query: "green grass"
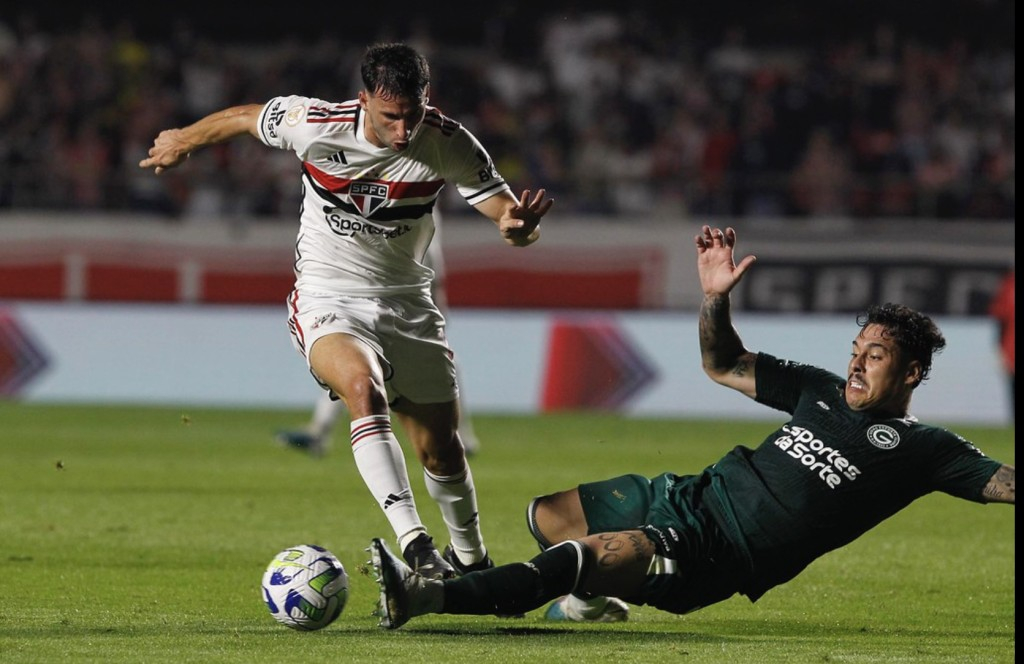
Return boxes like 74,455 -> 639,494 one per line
0,403 -> 1014,663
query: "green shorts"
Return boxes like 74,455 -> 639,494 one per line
577,471 -> 750,614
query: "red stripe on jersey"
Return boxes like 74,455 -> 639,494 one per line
307,102 -> 359,124
304,162 -> 445,199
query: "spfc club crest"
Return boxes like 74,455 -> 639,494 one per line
349,181 -> 390,217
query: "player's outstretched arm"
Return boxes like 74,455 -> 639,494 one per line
982,464 -> 1015,504
696,225 -> 758,397
474,189 -> 553,247
138,103 -> 263,175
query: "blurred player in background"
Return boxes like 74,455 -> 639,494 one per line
275,222 -> 481,457
988,268 -> 1015,417
140,42 -> 552,580
367,225 -> 1014,629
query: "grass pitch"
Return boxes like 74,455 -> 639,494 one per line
0,403 -> 1014,663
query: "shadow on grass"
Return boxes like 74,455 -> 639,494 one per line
369,620 -> 1016,643
1,618 -> 1013,643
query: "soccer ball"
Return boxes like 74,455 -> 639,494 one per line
261,544 -> 349,631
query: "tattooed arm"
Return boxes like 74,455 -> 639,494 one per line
982,464 -> 1015,504
695,226 -> 758,398
699,295 -> 758,398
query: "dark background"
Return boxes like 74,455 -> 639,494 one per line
3,0 -> 1013,50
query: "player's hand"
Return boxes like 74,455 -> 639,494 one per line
138,128 -> 193,175
500,189 -> 553,247
695,225 -> 756,297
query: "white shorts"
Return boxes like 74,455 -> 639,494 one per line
286,289 -> 458,404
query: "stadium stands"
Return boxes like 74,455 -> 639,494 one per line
0,3 -> 1013,221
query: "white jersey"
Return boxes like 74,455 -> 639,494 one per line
257,95 -> 510,296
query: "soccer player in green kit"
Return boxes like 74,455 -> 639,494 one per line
368,225 -> 1015,629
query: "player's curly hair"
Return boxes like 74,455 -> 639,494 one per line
857,303 -> 946,386
361,43 -> 430,101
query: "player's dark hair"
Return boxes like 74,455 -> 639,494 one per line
360,42 -> 429,100
857,303 -> 946,386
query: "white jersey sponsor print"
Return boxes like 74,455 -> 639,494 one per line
258,96 -> 510,296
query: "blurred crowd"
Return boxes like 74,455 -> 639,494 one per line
0,6 -> 1014,222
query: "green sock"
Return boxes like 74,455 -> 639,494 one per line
441,541 -> 584,615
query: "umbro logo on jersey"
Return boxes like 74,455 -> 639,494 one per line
866,424 -> 900,449
350,181 -> 389,217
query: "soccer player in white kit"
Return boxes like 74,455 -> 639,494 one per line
274,223 -> 483,459
140,42 -> 553,580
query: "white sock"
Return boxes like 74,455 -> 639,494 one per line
423,466 -> 485,564
349,415 -> 424,545
311,393 -> 345,439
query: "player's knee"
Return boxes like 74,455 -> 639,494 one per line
335,374 -> 388,416
421,435 -> 464,475
527,491 -> 585,550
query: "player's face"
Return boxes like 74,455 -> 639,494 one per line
844,324 -> 919,416
359,88 -> 427,152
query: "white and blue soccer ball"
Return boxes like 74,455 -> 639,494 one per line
261,544 -> 349,631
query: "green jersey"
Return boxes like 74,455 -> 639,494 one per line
704,353 -> 1002,601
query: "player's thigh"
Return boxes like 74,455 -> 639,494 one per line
530,474 -> 653,548
289,291 -> 392,406
529,489 -> 589,547
308,333 -> 388,408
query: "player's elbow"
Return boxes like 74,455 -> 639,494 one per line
702,352 -> 757,396
701,362 -> 729,383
